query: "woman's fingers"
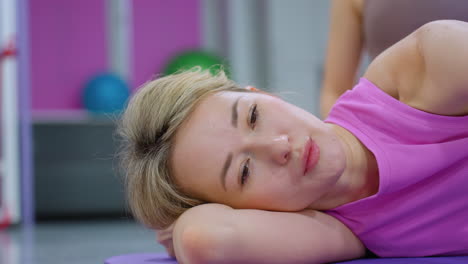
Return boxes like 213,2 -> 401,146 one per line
156,224 -> 176,258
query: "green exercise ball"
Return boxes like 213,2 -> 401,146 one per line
163,50 -> 230,77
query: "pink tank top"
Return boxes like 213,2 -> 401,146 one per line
324,78 -> 468,257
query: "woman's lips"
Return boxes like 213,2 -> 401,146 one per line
303,137 -> 320,175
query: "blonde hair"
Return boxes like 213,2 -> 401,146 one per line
118,67 -> 248,230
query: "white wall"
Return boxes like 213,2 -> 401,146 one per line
201,0 -> 331,115
267,0 -> 330,115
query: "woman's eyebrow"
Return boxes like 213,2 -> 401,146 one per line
231,96 -> 241,128
220,152 -> 233,191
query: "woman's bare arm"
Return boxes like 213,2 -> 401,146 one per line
172,203 -> 365,264
364,20 -> 468,116
320,0 -> 364,118
417,20 -> 468,116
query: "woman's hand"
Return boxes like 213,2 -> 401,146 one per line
156,223 -> 175,258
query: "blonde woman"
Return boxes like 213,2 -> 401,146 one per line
119,21 -> 468,264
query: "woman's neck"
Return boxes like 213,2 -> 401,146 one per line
315,124 -> 379,210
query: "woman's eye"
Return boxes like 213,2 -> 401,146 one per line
249,104 -> 258,128
241,159 -> 250,185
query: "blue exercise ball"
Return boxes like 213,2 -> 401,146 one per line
82,73 -> 130,114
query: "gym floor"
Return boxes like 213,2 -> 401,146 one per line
1,219 -> 165,264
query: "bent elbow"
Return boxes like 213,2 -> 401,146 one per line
179,224 -> 237,264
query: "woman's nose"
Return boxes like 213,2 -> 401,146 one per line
251,135 -> 291,165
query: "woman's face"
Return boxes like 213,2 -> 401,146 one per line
172,91 -> 347,211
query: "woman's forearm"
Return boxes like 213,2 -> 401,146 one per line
173,204 -> 364,264
320,0 -> 364,118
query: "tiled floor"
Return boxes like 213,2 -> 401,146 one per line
0,219 -> 166,264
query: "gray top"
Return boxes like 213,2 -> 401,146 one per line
363,0 -> 468,59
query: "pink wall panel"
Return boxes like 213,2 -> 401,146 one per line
30,0 -> 108,110
29,0 -> 201,110
132,0 -> 201,89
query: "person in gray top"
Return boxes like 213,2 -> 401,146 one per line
320,0 -> 468,118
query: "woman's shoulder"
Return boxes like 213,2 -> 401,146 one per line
362,27 -> 424,107
363,21 -> 468,117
